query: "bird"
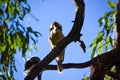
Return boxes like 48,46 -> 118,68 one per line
48,21 -> 65,73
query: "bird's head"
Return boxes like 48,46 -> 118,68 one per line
50,22 -> 62,34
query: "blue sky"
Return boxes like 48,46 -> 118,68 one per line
14,0 -> 115,80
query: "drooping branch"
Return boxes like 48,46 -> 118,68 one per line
24,0 -> 85,80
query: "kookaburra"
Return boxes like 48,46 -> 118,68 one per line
48,21 -> 65,73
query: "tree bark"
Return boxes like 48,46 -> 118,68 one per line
115,0 -> 120,48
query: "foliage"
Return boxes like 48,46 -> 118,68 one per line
0,0 -> 41,79
82,77 -> 89,80
89,0 -> 116,58
89,0 -> 116,79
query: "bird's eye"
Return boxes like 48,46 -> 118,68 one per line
50,27 -> 54,31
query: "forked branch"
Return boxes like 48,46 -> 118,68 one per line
24,0 -> 85,80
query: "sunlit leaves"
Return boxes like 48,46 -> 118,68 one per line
105,75 -> 113,80
0,0 -> 40,79
88,2 -> 116,79
7,1 -> 15,16
90,31 -> 104,58
98,17 -> 104,26
82,77 -> 89,80
108,0 -> 116,9
89,0 -> 116,58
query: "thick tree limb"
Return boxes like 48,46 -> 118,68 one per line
115,0 -> 120,48
24,0 -> 85,80
89,48 -> 120,80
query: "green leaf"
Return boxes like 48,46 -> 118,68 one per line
105,37 -> 110,50
109,36 -> 114,47
1,44 -> 6,52
0,1 -> 2,6
98,41 -> 103,55
7,36 -> 11,45
27,27 -> 33,32
0,0 -> 41,79
33,44 -> 39,52
105,74 -> 112,80
82,77 -> 89,80
108,0 -> 116,9
22,47 -> 26,58
96,32 -> 104,44
89,39 -> 96,48
33,32 -> 39,37
98,17 -> 103,27
31,37 -> 36,44
8,1 -> 15,15
104,12 -> 109,19
0,8 -> 4,17
91,46 -> 97,58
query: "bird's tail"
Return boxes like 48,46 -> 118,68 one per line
57,61 -> 63,74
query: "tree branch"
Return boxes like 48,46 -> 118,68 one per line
115,0 -> 120,48
24,0 -> 85,80
45,47 -> 120,72
45,61 -> 91,70
25,46 -> 120,80
89,48 -> 120,80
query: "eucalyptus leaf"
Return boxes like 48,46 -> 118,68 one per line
98,17 -> 103,27
91,46 -> 97,58
108,0 -> 116,9
0,0 -> 40,79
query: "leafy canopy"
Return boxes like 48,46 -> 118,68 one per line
0,0 -> 41,79
89,0 -> 116,79
89,0 -> 116,58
